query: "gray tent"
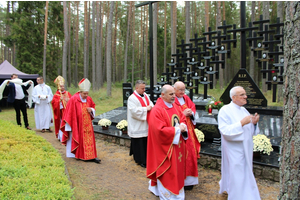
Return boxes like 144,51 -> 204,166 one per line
0,60 -> 39,84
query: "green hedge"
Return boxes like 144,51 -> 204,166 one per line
0,120 -> 74,199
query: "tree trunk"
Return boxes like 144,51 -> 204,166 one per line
84,2 -> 88,78
140,6 -> 144,79
99,2 -> 104,87
75,2 -> 79,84
106,2 -> 114,97
277,1 -> 284,103
215,1 -> 222,89
145,6 -> 148,80
185,1 -> 191,58
112,2 -> 118,83
171,2 -> 177,55
262,1 -> 270,93
123,2 -> 133,83
205,2 -> 210,35
87,2 -> 90,80
92,1 -> 96,90
163,2 -> 167,73
95,2 -> 102,90
5,1 -> 10,62
279,2 -> 300,199
62,1 -> 68,82
68,2 -> 71,87
153,3 -> 157,85
131,3 -> 135,84
43,1 -> 48,82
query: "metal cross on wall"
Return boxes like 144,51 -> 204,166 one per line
159,2 -> 284,105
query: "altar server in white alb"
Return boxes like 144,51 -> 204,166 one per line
127,80 -> 154,168
218,86 -> 260,200
218,86 -> 261,200
32,76 -> 54,133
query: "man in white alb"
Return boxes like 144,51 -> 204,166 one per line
32,76 -> 54,132
218,86 -> 261,200
127,80 -> 153,168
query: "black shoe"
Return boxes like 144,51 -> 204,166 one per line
184,185 -> 194,190
83,158 -> 101,164
94,158 -> 101,164
140,163 -> 146,168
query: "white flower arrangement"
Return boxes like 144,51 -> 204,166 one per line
253,134 -> 273,155
116,120 -> 128,131
98,118 -> 112,127
194,128 -> 205,143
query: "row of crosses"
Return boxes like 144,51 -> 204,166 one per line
159,15 -> 284,102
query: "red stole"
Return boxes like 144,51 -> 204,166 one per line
133,92 -> 150,106
147,98 -> 186,195
133,92 -> 151,119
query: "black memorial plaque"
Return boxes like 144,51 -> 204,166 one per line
220,69 -> 267,106
122,83 -> 133,107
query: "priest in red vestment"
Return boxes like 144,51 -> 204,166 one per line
51,76 -> 72,141
60,78 -> 100,164
174,81 -> 200,190
147,84 -> 188,199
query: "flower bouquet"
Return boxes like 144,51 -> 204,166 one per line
205,98 -> 224,112
253,134 -> 273,155
194,128 -> 205,143
116,120 -> 128,132
98,118 -> 112,130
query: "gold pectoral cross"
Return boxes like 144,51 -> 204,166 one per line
178,152 -> 182,162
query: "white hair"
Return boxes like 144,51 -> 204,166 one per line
229,86 -> 243,99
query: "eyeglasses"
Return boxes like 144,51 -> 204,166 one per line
235,93 -> 247,97
177,89 -> 185,92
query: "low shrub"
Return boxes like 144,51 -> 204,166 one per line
0,120 -> 74,199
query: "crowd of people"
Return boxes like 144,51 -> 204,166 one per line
0,75 -> 262,200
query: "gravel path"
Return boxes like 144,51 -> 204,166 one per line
36,129 -> 279,200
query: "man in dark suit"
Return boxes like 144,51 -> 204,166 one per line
6,74 -> 32,130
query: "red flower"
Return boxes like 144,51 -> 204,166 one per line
214,102 -> 218,105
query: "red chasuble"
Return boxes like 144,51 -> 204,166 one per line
147,97 -> 187,195
51,90 -> 72,138
60,92 -> 97,160
175,95 -> 200,178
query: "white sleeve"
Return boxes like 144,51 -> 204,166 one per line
65,123 -> 72,131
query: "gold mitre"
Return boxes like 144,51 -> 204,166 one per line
78,78 -> 91,92
54,75 -> 65,90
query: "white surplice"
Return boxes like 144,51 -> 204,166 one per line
32,83 -> 54,130
217,102 -> 261,200
127,91 -> 154,138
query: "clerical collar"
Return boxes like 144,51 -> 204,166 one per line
134,91 -> 144,97
79,93 -> 87,102
61,90 -> 66,94
163,100 -> 173,108
176,96 -> 185,105
39,83 -> 45,87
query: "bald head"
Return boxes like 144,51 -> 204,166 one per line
174,81 -> 186,98
161,84 -> 175,103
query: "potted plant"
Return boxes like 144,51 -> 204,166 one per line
194,128 -> 205,143
116,119 -> 128,134
253,134 -> 273,157
98,118 -> 112,130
